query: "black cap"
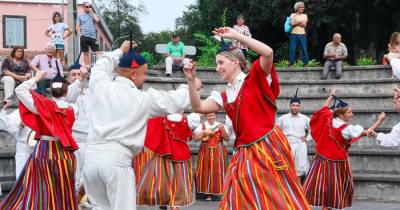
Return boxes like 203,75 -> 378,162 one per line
217,37 -> 236,54
331,95 -> 348,109
69,51 -> 82,70
118,29 -> 147,68
290,88 -> 301,104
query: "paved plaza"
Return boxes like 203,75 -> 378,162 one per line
135,200 -> 399,210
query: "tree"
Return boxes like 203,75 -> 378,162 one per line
175,0 -> 400,64
98,0 -> 145,49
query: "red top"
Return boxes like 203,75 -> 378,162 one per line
310,106 -> 362,160
145,115 -> 193,161
221,59 -> 280,148
201,123 -> 223,148
19,90 -> 78,151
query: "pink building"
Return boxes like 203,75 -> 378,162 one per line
0,0 -> 113,61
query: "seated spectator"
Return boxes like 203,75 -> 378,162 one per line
31,42 -> 63,95
385,32 -> 400,78
321,33 -> 348,80
0,46 -> 36,101
232,15 -> 251,57
45,11 -> 72,65
164,34 -> 189,77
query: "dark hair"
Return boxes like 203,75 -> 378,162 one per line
237,15 -> 244,20
10,46 -> 24,59
172,34 -> 179,38
333,106 -> 349,118
50,82 -> 68,98
52,12 -> 62,24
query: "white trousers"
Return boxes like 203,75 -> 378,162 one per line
83,145 -> 136,210
1,76 -> 16,99
15,141 -> 33,178
165,56 -> 190,75
289,141 -> 309,176
74,141 -> 87,189
390,58 -> 400,79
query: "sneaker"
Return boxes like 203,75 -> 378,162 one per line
166,73 -> 171,77
205,196 -> 212,201
335,75 -> 341,79
159,206 -> 168,209
320,76 -> 327,80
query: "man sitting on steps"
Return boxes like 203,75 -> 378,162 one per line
321,33 -> 348,80
165,34 -> 190,77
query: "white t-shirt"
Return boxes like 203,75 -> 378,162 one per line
48,22 -> 69,45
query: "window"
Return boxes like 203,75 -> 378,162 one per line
3,15 -> 27,48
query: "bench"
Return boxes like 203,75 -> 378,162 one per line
155,44 -> 196,56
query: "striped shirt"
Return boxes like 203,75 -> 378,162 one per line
76,13 -> 96,39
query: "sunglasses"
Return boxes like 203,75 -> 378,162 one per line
48,60 -> 52,68
84,6 -> 91,8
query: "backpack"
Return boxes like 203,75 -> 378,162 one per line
284,16 -> 292,33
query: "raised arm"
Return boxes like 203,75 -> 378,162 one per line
65,67 -> 89,103
15,71 -> 47,114
183,61 -> 221,114
213,27 -> 273,75
89,41 -> 130,90
322,88 -> 336,107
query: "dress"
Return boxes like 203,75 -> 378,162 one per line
1,79 -> 78,210
194,122 -> 228,195
136,113 -> 199,207
303,106 -> 363,209
210,59 -> 310,210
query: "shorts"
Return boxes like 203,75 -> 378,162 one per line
80,35 -> 99,52
55,44 -> 65,50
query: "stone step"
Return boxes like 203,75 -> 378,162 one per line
144,77 -> 398,98
152,65 -> 394,81
353,173 -> 400,202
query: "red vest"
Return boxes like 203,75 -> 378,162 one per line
201,123 -> 223,148
145,115 -> 193,161
310,106 -> 362,160
19,90 -> 78,151
222,59 -> 280,148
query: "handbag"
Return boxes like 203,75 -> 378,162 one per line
284,16 -> 292,33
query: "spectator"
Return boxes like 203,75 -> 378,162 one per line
232,15 -> 251,57
165,34 -> 189,77
289,1 -> 309,67
31,42 -> 63,95
385,32 -> 400,79
45,12 -> 72,65
321,33 -> 348,80
76,1 -> 100,67
1,46 -> 35,100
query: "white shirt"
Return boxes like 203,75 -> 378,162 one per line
376,122 -> 400,147
276,112 -> 311,143
209,72 -> 272,107
65,79 -> 90,141
167,113 -> 200,130
332,118 -> 364,140
0,109 -> 31,143
194,120 -> 228,135
87,49 -> 190,155
224,115 -> 236,141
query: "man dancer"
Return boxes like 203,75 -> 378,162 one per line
83,41 -> 202,210
0,100 -> 32,178
276,90 -> 311,181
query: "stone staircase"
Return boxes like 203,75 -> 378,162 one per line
1,64 -> 400,202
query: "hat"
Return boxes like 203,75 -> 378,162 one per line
290,88 -> 301,104
217,37 -> 236,54
118,29 -> 147,69
330,95 -> 348,109
51,59 -> 67,88
69,51 -> 82,70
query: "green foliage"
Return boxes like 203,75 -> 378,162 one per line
356,56 -> 376,66
274,59 -> 321,68
141,51 -> 154,69
220,8 -> 229,27
274,42 -> 290,62
246,49 -> 259,62
193,33 -> 219,67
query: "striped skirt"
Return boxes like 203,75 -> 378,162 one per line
303,154 -> 353,209
219,127 -> 310,210
136,155 -> 194,207
1,140 -> 77,210
132,147 -> 154,186
196,142 -> 228,195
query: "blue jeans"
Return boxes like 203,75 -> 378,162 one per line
289,34 -> 309,65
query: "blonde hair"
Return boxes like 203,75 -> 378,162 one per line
333,106 -> 349,118
294,2 -> 305,12
218,48 -> 248,72
388,32 -> 400,52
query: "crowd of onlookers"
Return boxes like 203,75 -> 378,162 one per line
0,1 -> 100,101
1,1 -> 399,104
